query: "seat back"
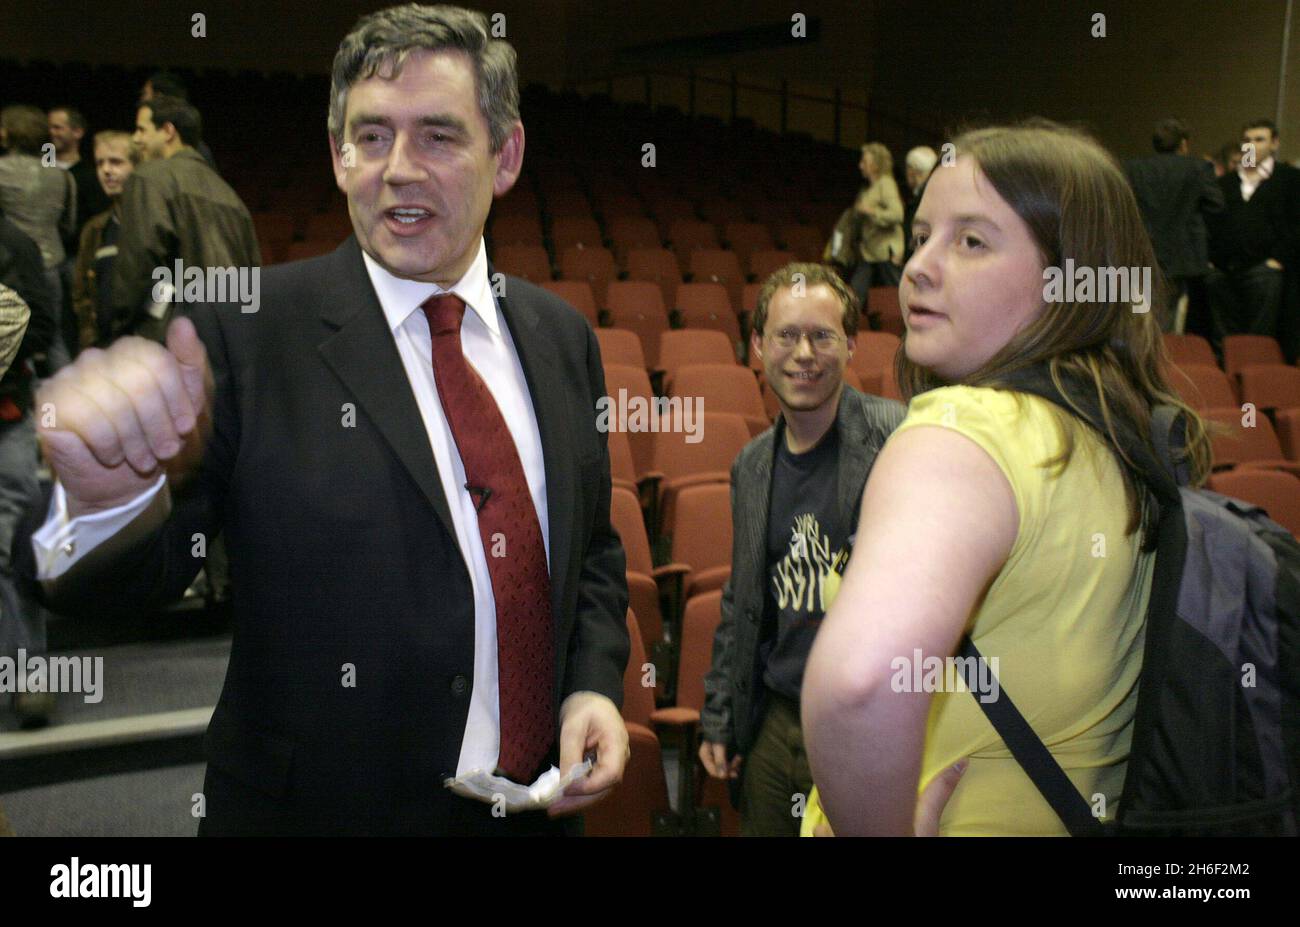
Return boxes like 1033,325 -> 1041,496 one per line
1239,364 -> 1300,413
492,244 -> 552,283
626,247 -> 683,307
540,280 -> 599,326
1207,469 -> 1300,538
658,330 -> 737,385
1203,406 -> 1286,468
1223,335 -> 1284,379
1162,333 -> 1216,367
1168,364 -> 1238,410
670,364 -> 765,420
676,589 -> 724,712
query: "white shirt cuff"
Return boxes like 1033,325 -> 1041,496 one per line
31,475 -> 168,580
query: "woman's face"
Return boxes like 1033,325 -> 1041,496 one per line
900,156 -> 1047,380
859,150 -> 878,182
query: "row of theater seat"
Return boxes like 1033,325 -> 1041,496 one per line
1161,333 -> 1300,537
584,599 -> 738,837
492,216 -> 828,272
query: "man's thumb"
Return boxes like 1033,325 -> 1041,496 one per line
166,315 -> 207,370
166,316 -> 211,408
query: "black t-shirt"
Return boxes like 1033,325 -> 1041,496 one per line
761,426 -> 851,701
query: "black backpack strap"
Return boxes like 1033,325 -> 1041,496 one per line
1150,404 -> 1190,487
958,636 -> 1105,837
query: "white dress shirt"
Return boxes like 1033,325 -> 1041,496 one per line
32,237 -> 550,777
1239,155 -> 1275,202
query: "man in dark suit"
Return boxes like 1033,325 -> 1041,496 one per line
1124,118 -> 1223,333
1206,117 -> 1300,354
23,4 -> 629,836
699,264 -> 904,835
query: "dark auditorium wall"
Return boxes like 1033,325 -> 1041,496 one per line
2,1 -> 571,86
5,0 -> 1297,158
866,0 -> 1300,160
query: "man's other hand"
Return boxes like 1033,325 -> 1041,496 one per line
547,691 -> 629,818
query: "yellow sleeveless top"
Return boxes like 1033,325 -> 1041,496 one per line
802,385 -> 1152,836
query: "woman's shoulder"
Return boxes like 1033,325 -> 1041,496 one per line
904,384 -> 1034,422
898,385 -> 1070,480
876,174 -> 902,194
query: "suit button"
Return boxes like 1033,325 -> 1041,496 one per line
451,675 -> 469,696
738,679 -> 749,693
747,608 -> 759,625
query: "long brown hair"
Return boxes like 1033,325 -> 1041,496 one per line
896,119 -> 1212,547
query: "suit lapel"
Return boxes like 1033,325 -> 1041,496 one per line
736,428 -> 775,604
494,272 -> 575,610
835,389 -> 873,529
316,238 -> 457,542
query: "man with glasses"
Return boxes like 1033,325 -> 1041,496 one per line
700,262 -> 904,835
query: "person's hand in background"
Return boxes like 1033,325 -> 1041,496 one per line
699,740 -> 743,779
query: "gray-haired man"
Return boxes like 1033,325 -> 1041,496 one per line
24,3 -> 629,836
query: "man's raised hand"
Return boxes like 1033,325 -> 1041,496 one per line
36,317 -> 213,518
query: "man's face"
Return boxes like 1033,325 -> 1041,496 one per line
1242,126 -> 1277,167
330,48 -> 523,286
140,81 -> 155,102
753,284 -> 854,414
47,110 -> 82,157
901,156 -> 1046,381
133,107 -> 169,161
95,139 -> 134,196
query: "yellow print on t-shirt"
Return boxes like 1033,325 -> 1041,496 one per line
772,513 -> 844,612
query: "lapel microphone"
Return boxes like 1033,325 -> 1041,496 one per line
465,483 -> 493,513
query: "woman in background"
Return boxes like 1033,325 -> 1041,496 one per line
827,141 -> 905,311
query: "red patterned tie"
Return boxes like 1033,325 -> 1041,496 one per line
422,293 -> 555,782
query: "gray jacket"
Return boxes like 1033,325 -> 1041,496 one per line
700,385 -> 906,754
0,153 -> 76,268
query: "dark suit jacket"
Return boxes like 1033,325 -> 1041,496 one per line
700,386 -> 905,761
28,236 -> 630,835
1208,161 -> 1300,273
1124,153 -> 1223,279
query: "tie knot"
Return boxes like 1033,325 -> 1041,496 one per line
422,292 -> 467,336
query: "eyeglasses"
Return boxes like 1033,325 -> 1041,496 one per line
766,328 -> 845,351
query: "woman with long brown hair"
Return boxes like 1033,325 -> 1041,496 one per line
802,120 -> 1212,835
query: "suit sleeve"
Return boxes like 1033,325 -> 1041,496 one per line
1278,168 -> 1300,267
19,301 -> 237,619
561,322 -> 631,706
110,171 -> 175,326
700,457 -> 741,748
1198,160 -> 1224,218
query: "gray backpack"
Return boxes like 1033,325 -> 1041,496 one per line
962,370 -> 1300,836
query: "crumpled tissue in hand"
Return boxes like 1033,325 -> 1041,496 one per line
443,758 -> 594,812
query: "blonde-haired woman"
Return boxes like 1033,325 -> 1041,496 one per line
827,142 -> 905,310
